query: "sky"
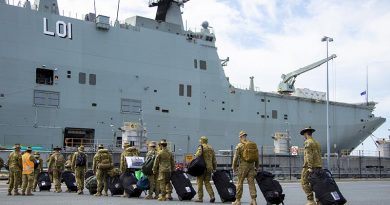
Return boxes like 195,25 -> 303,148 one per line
36,0 -> 390,154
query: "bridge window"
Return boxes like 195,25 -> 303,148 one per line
200,60 -> 207,70
36,68 -> 54,85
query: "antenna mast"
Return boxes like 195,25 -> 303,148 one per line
116,0 -> 120,23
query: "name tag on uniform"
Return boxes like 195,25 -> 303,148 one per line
125,157 -> 145,169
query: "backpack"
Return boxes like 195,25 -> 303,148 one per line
242,141 -> 259,163
76,152 -> 87,167
54,154 -> 65,168
141,155 -> 155,176
98,151 -> 111,170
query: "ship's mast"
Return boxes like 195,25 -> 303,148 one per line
149,0 -> 189,29
33,0 -> 59,14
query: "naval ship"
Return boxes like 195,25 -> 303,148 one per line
0,0 -> 386,154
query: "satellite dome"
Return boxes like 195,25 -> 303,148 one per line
201,21 -> 209,29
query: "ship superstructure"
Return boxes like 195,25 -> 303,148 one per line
0,0 -> 385,154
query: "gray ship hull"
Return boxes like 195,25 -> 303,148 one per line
0,3 -> 385,154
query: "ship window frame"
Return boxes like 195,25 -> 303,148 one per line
89,74 -> 96,85
79,72 -> 86,84
272,110 -> 278,119
187,85 -> 192,97
33,90 -> 60,108
199,60 -> 207,70
179,84 -> 184,96
194,59 -> 198,69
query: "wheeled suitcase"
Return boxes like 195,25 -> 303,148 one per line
309,169 -> 347,205
171,170 -> 196,201
108,175 -> 124,196
85,176 -> 97,195
120,170 -> 142,198
85,169 -> 94,180
37,171 -> 52,191
61,171 -> 78,192
256,171 -> 285,205
212,170 -> 236,202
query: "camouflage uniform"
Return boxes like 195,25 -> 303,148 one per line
0,157 -> 4,170
32,153 -> 43,192
195,136 -> 216,202
71,146 -> 87,194
300,127 -> 322,205
48,148 -> 65,193
153,141 -> 175,201
47,153 -> 54,182
145,141 -> 159,199
232,131 -> 258,205
64,155 -> 72,172
21,148 -> 35,195
7,145 -> 22,195
92,147 -> 112,196
119,146 -> 139,174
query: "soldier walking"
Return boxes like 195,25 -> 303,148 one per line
47,152 -> 54,182
232,131 -> 259,205
300,127 -> 323,205
153,139 -> 175,201
92,144 -> 112,196
195,136 -> 216,203
21,146 -> 35,195
71,145 -> 87,195
145,141 -> 159,199
48,146 -> 65,193
32,152 -> 43,192
7,144 -> 22,196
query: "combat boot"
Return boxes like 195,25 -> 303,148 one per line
154,194 -> 159,199
94,192 -> 102,196
77,191 -> 84,195
157,194 -> 166,201
145,195 -> 153,199
195,198 -> 203,202
21,191 -> 26,196
13,190 -> 20,196
210,197 -> 215,203
250,199 -> 257,205
232,199 -> 241,205
166,193 -> 173,201
103,191 -> 108,196
26,190 -> 34,196
7,191 -> 12,196
306,200 -> 316,205
32,188 -> 36,192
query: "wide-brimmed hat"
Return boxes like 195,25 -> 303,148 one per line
239,130 -> 247,137
300,127 -> 316,135
53,146 -> 62,151
123,142 -> 130,148
159,139 -> 168,145
26,146 -> 32,151
97,144 -> 104,149
199,136 -> 208,143
148,141 -> 157,147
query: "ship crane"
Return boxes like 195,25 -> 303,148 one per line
278,54 -> 337,94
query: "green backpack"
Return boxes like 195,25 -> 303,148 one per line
242,141 -> 259,163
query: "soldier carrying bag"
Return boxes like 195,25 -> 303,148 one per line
309,169 -> 347,205
75,152 -> 86,167
187,145 -> 206,177
242,141 -> 259,163
141,154 -> 155,176
97,151 -> 112,170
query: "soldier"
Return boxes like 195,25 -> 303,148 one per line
48,146 -> 65,193
232,131 -> 259,205
21,146 -> 35,195
157,139 -> 173,200
195,136 -> 217,203
64,155 -> 73,172
32,152 -> 43,192
0,157 -> 4,170
145,141 -> 159,199
7,143 -> 22,196
71,145 -> 87,195
153,139 -> 175,201
92,144 -> 112,196
119,142 -> 130,174
47,152 -> 54,182
300,127 -> 323,205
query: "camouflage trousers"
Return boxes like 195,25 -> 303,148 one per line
196,170 -> 215,200
75,167 -> 86,192
33,170 -> 40,190
147,173 -> 159,197
52,170 -> 62,192
22,172 -> 35,193
235,164 -> 257,200
158,172 -> 171,197
8,169 -> 21,193
96,169 -> 108,194
301,168 -> 314,200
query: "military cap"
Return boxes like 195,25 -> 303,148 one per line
239,130 -> 247,137
13,144 -> 21,149
97,144 -> 104,149
26,146 -> 33,151
53,146 -> 62,151
148,141 -> 157,147
199,136 -> 208,143
159,139 -> 168,145
123,142 -> 130,149
300,126 -> 316,135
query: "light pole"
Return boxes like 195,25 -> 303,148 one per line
321,36 -> 333,169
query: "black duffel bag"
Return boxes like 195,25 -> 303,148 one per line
187,145 -> 206,177
309,169 -> 347,205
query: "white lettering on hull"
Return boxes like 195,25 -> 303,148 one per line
43,17 -> 72,39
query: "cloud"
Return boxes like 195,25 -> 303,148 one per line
54,0 -> 390,150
